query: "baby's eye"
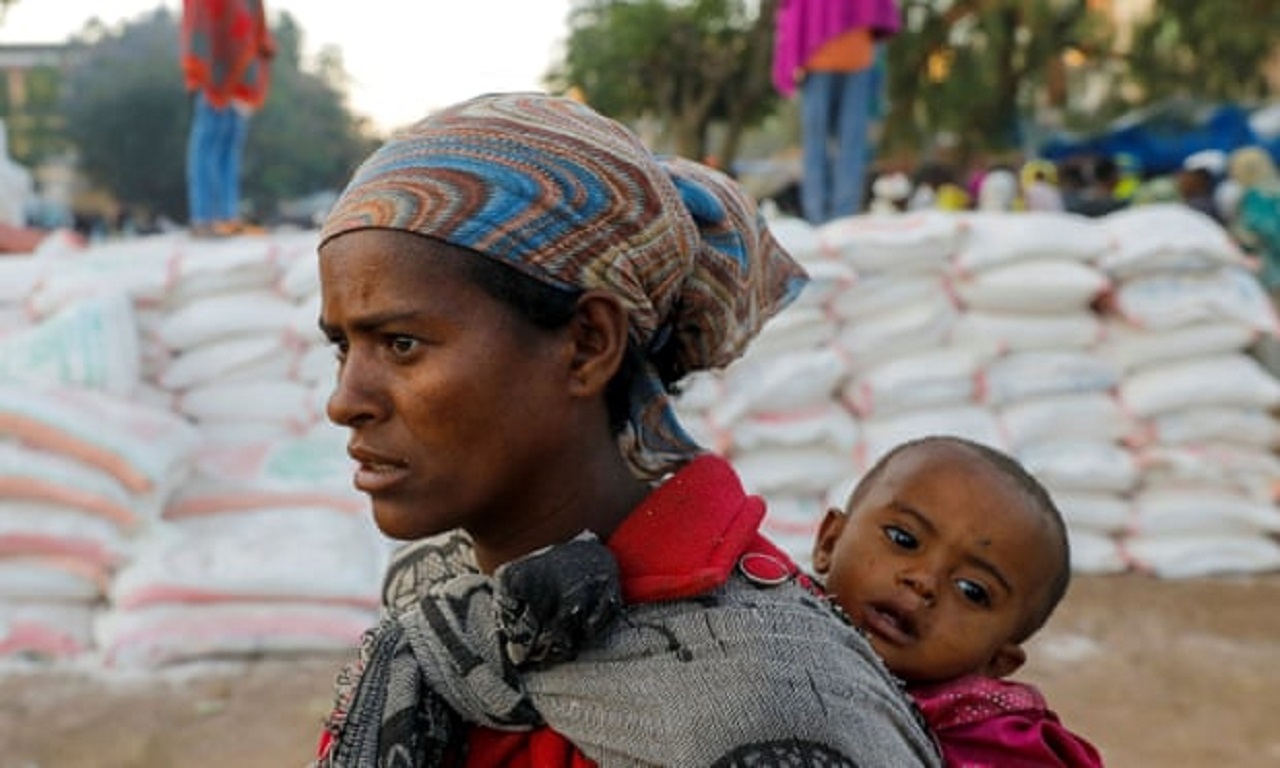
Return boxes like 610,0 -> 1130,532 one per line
956,578 -> 991,607
884,525 -> 918,550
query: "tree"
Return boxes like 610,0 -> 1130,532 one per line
882,0 -> 1113,162
57,7 -> 375,223
548,0 -> 779,168
1125,0 -> 1280,106
239,13 -> 380,217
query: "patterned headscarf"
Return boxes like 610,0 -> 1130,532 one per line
320,92 -> 807,479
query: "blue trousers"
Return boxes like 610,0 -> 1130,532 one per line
186,91 -> 250,226
800,68 -> 874,225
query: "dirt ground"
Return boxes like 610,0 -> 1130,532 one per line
2,572 -> 1278,768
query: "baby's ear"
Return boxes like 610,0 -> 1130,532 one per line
985,642 -> 1027,679
810,508 -> 847,575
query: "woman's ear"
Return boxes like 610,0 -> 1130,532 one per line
811,508 -> 847,576
566,290 -> 630,396
984,642 -> 1027,679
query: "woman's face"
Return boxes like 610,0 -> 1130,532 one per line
318,228 -> 579,545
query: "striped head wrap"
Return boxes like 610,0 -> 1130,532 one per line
320,91 -> 807,479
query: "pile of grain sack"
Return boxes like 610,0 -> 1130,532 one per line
1,202 -> 1278,668
0,231 -> 384,667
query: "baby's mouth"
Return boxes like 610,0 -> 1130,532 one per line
862,602 -> 917,646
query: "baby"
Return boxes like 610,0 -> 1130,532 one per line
812,434 -> 1103,766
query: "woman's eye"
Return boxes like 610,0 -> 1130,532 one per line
884,525 -> 918,550
956,579 -> 991,607
327,337 -> 348,361
388,336 -> 419,356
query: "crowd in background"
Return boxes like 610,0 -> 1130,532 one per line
854,147 -> 1280,298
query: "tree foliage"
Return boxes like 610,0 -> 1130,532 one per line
57,7 -> 376,222
882,0 -> 1113,161
548,0 -> 778,167
1125,0 -> 1280,106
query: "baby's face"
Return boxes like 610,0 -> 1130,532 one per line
812,443 -> 1060,684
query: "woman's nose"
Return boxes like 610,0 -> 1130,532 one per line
326,355 -> 382,428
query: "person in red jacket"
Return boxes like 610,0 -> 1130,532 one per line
180,0 -> 275,237
311,91 -> 941,766
812,435 -> 1105,766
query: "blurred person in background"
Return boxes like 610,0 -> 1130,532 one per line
181,0 -> 275,238
1065,156 -> 1128,218
1227,146 -> 1280,294
1177,149 -> 1226,224
772,0 -> 901,224
1020,159 -> 1065,212
976,166 -> 1020,212
1226,145 -> 1280,375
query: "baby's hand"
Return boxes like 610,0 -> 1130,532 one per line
494,532 -> 622,668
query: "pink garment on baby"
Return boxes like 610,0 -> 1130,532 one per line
909,675 -> 1105,767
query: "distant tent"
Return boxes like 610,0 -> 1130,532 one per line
1040,99 -> 1275,176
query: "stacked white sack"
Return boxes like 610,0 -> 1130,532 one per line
0,252 -> 48,334
749,207 -> 1280,579
86,232 -> 381,668
951,212 -> 1131,574
3,231 -> 385,668
1098,204 -> 1280,577
819,211 -> 998,471
0,377 -> 201,661
132,230 -> 328,443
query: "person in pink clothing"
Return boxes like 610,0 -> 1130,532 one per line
772,0 -> 901,224
812,434 -> 1105,767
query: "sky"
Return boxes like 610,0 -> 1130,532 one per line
0,1 -> 573,133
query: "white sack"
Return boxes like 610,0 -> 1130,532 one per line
819,210 -> 961,273
951,310 -> 1104,352
1097,203 -> 1248,277
999,393 -> 1129,449
1097,319 -> 1258,372
1122,533 -> 1280,578
1108,265 -> 1280,333
0,291 -> 141,395
109,507 -> 386,610
860,406 -> 1007,471
155,290 -> 297,352
713,347 -> 848,427
952,259 -> 1109,314
0,598 -> 96,659
96,601 -> 376,668
1017,439 -> 1139,495
0,382 -> 201,495
844,345 -> 989,417
1118,353 -> 1280,417
982,350 -> 1120,406
952,211 -> 1110,274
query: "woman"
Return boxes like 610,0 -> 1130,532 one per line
312,92 -> 939,766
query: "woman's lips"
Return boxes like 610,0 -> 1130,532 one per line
353,461 -> 410,494
348,446 -> 409,493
